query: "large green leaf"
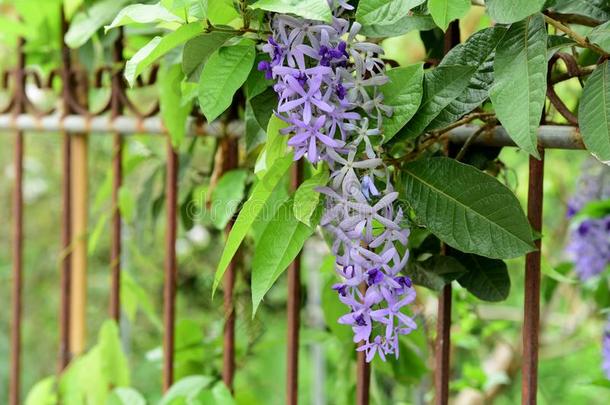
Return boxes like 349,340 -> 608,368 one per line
208,0 -> 240,24
485,0 -> 546,24
391,64 -> 476,141
160,375 -> 214,405
98,320 -> 129,387
579,61 -> 610,164
105,3 -> 183,32
213,153 -> 294,292
588,21 -> 610,53
406,255 -> 467,291
125,23 -> 203,87
428,0 -> 470,31
427,26 -> 507,130
453,251 -> 510,302
294,169 -> 329,226
490,14 -> 547,158
182,31 -> 235,82
210,169 -> 248,229
64,0 -> 130,48
198,40 -> 256,122
550,0 -> 610,21
251,198 -> 320,314
359,14 -> 436,38
380,64 -> 424,142
250,0 -> 332,22
400,157 -> 535,259
356,0 -> 426,26
159,63 -> 192,149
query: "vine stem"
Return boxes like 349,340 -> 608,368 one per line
543,14 -> 608,56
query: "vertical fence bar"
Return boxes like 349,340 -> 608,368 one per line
9,35 -> 26,405
287,160 -> 303,405
163,142 -> 178,391
59,10 -> 72,369
221,136 -> 239,392
109,29 -> 124,321
434,21 -> 460,405
522,150 -> 544,404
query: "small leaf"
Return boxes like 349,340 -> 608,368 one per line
356,0 -> 426,27
400,157 -> 535,259
250,0 -> 332,22
64,0 -> 131,48
579,61 -> 610,164
210,169 -> 248,229
547,35 -> 577,55
213,153 -> 294,293
265,115 -> 289,170
453,251 -> 510,302
485,0 -> 546,24
294,169 -> 329,225
160,63 -> 192,149
25,377 -> 57,405
105,3 -> 183,32
160,375 -> 214,405
198,40 -> 256,122
196,383 -> 236,405
98,320 -> 129,386
251,87 -> 278,130
589,21 -> 610,53
406,255 -> 467,291
380,64 -> 424,142
125,23 -> 203,87
208,0 -> 240,24
490,14 -> 547,158
428,0 -> 470,31
118,186 -> 135,222
182,31 -> 235,82
393,64 -> 476,141
252,198 -> 320,315
108,388 -> 146,405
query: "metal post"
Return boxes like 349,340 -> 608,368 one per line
434,20 -> 461,405
221,136 -> 239,392
163,142 -> 178,391
522,150 -> 545,404
287,160 -> 304,405
9,34 -> 26,405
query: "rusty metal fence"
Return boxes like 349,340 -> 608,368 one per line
1,13 -> 587,405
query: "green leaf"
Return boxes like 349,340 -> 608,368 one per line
121,272 -> 162,328
118,186 -> 135,222
485,0 -> 545,24
251,87 -> 278,131
210,169 -> 248,229
490,14 -> 547,158
294,169 -> 329,225
453,251 -> 510,301
160,375 -> 214,405
428,0 -> 470,31
208,0 -> 240,24
380,64 -> 424,142
399,157 -> 535,259
427,26 -> 507,130
108,388 -> 146,405
213,153 -> 294,293
265,115 -> 289,170
25,376 -> 57,405
251,198 -> 320,314
125,23 -> 203,87
250,0 -> 332,22
182,31 -> 235,82
198,40 -> 256,122
359,14 -> 436,38
105,3 -> 183,32
547,35 -> 577,55
579,61 -> 610,164
406,255 -> 467,291
393,64 -> 476,141
64,0 -> 130,48
356,0 -> 426,27
196,383 -> 236,405
98,320 -> 129,387
160,63 -> 192,149
589,21 -> 610,53
550,0 -> 610,22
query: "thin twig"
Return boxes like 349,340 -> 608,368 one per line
454,121 -> 496,161
543,14 -> 608,56
551,65 -> 596,84
544,11 -> 601,28
430,112 -> 496,136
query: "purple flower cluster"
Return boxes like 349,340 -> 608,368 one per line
259,1 -> 416,361
602,318 -> 610,380
565,159 -> 610,280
